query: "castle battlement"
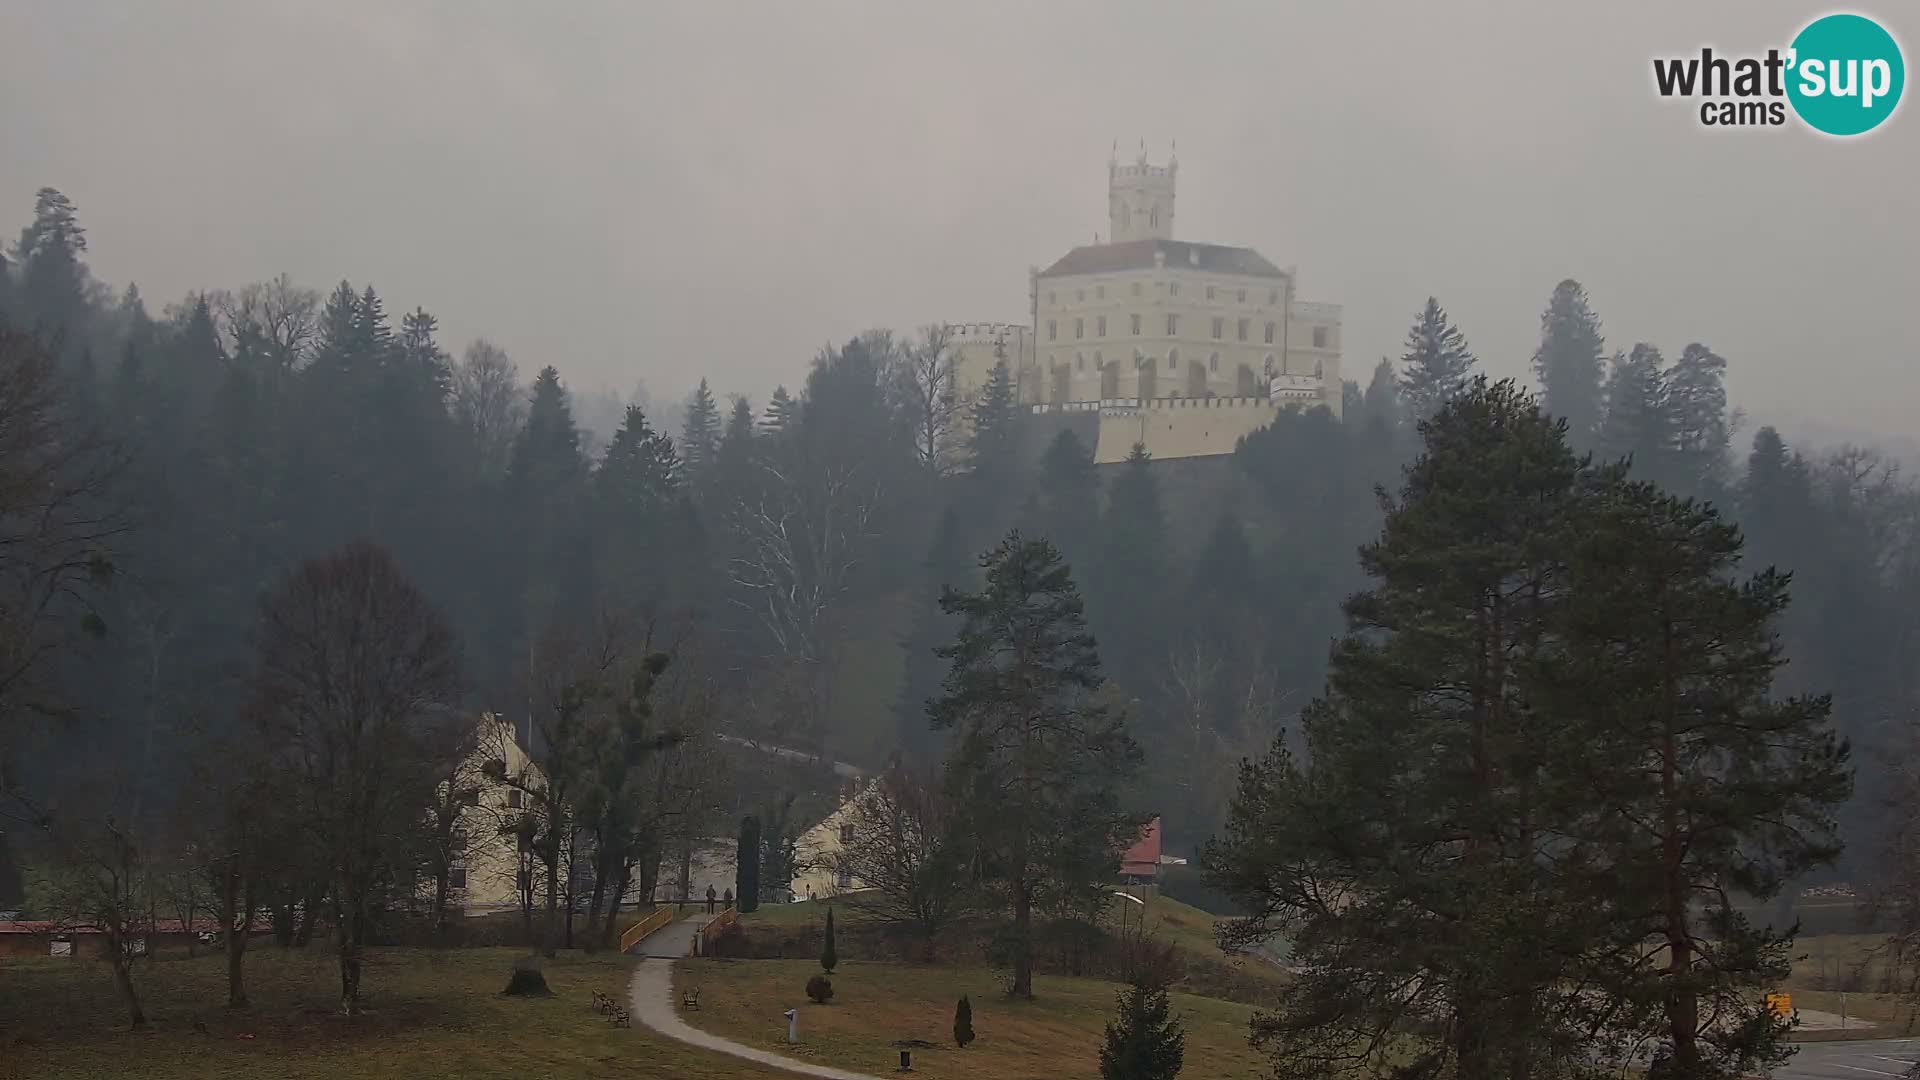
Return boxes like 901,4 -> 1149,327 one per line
946,321 -> 1030,345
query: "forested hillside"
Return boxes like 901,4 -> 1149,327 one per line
2,186 -> 1915,895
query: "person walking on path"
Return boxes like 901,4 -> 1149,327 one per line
705,885 -> 717,915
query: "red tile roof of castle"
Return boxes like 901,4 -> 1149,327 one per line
1040,239 -> 1286,279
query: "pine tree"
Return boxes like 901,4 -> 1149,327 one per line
820,906 -> 837,973
1360,357 -> 1401,431
597,405 -> 681,509
760,385 -> 797,437
1531,279 -> 1607,445
894,504 -> 971,757
1094,444 -> 1168,678
14,188 -> 92,354
1204,379 -> 1596,1080
1665,343 -> 1732,497
953,995 -> 975,1048
1560,478 -> 1851,1079
1030,429 -> 1099,562
1599,344 -> 1672,480
931,533 -> 1143,999
681,378 -> 721,477
967,360 -> 1019,480
1395,297 -> 1476,421
1098,977 -> 1187,1080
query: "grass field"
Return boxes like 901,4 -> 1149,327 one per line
673,957 -> 1267,1079
0,947 -> 783,1079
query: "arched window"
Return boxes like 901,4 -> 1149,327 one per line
1150,206 -> 1159,229
1168,348 -> 1179,371
1264,321 -> 1276,344
1208,352 -> 1219,372
1264,355 -> 1277,379
1076,352 -> 1085,371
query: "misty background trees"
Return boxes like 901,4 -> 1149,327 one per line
2,186 -> 1918,1025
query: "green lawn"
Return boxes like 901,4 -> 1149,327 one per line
0,946 -> 785,1079
673,957 -> 1267,1079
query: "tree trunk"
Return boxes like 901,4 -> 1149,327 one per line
1011,875 -> 1033,999
431,864 -> 450,946
338,921 -> 362,1016
1660,612 -> 1701,1075
585,853 -> 608,953
110,946 -> 147,1030
543,843 -> 560,958
603,859 -> 633,945
223,856 -> 250,1008
295,886 -> 322,947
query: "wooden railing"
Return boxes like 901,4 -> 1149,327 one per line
619,906 -> 675,955
698,909 -> 738,955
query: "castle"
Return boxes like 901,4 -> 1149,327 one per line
946,147 -> 1343,464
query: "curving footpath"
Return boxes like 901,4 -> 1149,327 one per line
627,958 -> 882,1080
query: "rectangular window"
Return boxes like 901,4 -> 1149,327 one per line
1265,321 -> 1276,345
1047,320 -> 1057,341
506,789 -> 523,809
1076,288 -> 1085,302
1165,314 -> 1178,336
1169,281 -> 1180,297
1074,317 -> 1083,339
1206,285 -> 1216,300
1237,318 -> 1249,342
1313,326 -> 1329,348
836,870 -> 853,889
449,867 -> 468,890
839,824 -> 854,844
1211,316 -> 1223,339
1097,315 -> 1107,337
1130,314 -> 1142,335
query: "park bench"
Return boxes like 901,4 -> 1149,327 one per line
608,1005 -> 631,1028
592,990 -> 611,1012
680,987 -> 700,1011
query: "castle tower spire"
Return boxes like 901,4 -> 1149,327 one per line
1107,142 -> 1176,244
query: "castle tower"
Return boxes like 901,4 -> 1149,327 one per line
1107,142 -> 1176,243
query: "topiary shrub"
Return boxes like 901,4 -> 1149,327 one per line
805,974 -> 834,1004
501,955 -> 551,997
954,994 -> 975,1047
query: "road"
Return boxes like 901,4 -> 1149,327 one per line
1778,1038 -> 1917,1080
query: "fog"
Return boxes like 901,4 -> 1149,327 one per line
4,0 -> 1914,436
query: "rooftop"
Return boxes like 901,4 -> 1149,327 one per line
1040,239 -> 1286,280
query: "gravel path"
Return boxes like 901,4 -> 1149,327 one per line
627,958 -> 883,1079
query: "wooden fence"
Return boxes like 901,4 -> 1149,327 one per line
619,906 -> 676,954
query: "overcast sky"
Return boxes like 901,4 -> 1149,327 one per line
4,1 -> 1915,440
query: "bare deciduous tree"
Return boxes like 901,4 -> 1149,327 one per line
24,800 -> 155,1029
835,762 -> 976,959
895,324 -> 961,475
726,459 -> 875,665
248,541 -> 463,1014
452,339 -> 526,478
0,326 -> 125,741
217,274 -> 319,370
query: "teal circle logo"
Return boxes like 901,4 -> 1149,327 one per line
1787,13 -> 1905,136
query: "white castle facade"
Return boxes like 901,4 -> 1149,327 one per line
946,148 -> 1343,464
